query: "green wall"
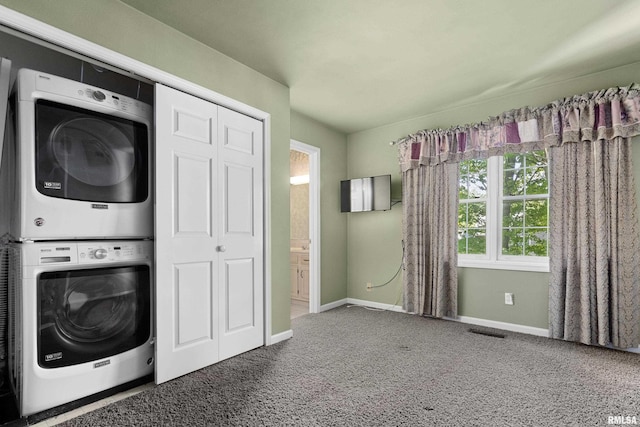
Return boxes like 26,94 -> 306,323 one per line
458,269 -> 548,329
290,110 -> 348,304
0,0 -> 292,334
346,140 -> 404,306
347,61 -> 640,329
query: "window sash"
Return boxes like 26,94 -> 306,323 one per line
459,156 -> 488,256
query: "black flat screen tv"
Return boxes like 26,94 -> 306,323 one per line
340,174 -> 391,212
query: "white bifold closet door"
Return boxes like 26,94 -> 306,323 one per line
154,84 -> 264,384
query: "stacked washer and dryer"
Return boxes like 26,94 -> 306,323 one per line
1,69 -> 155,416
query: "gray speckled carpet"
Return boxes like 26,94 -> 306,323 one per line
61,306 -> 639,426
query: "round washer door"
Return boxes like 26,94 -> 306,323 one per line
38,266 -> 151,368
55,273 -> 138,343
50,117 -> 136,187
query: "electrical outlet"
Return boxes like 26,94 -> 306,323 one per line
505,293 -> 514,305
366,282 -> 372,291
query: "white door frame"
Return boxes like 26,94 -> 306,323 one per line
0,6 -> 274,342
290,139 -> 320,314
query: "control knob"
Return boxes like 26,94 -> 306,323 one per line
93,248 -> 108,259
92,90 -> 106,101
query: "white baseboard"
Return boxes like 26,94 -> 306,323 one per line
269,329 -> 293,345
322,298 -> 547,338
319,298 -> 348,312
293,298 -> 640,353
346,297 -> 406,313
457,315 -> 549,337
318,297 -> 405,313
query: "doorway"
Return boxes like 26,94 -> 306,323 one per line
290,140 -> 320,318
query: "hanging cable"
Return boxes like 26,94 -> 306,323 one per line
347,240 -> 406,312
370,239 -> 405,289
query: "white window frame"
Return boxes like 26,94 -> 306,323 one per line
458,156 -> 550,272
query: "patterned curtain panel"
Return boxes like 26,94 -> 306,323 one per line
548,138 -> 640,348
402,162 -> 458,318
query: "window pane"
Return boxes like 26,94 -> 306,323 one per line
457,232 -> 467,254
466,159 -> 487,174
459,160 -> 469,175
458,204 -> 468,229
525,199 -> 548,227
460,159 -> 487,199
467,202 -> 486,228
467,173 -> 487,198
503,153 -> 524,170
458,201 -> 487,255
525,166 -> 548,195
503,166 -> 524,197
524,228 -> 548,256
459,176 -> 469,199
503,201 -> 523,228
502,228 -> 523,256
528,150 -> 547,168
466,229 -> 486,255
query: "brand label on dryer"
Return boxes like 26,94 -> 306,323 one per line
44,181 -> 61,190
94,360 -> 111,369
91,204 -> 109,210
45,352 -> 62,362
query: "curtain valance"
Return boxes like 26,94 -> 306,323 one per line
397,83 -> 640,171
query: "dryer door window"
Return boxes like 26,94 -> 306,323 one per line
35,100 -> 149,203
38,265 -> 151,368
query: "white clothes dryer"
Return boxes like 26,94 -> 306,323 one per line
8,240 -> 154,416
0,69 -> 153,241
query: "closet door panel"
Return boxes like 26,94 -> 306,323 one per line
224,163 -> 254,234
174,261 -> 214,346
155,83 -> 219,384
218,106 -> 264,361
223,258 -> 255,331
174,154 -> 212,236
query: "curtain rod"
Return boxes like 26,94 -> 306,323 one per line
389,136 -> 412,146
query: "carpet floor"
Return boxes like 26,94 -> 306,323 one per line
61,306 -> 639,426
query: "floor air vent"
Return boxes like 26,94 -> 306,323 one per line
468,328 -> 506,339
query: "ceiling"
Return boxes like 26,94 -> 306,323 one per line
120,0 -> 640,134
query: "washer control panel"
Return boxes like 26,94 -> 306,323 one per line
35,241 -> 152,265
77,242 -> 151,263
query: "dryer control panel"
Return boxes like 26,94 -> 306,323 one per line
17,68 -> 152,121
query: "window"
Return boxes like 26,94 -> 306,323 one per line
458,150 -> 549,271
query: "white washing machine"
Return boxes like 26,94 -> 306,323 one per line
8,240 -> 154,416
0,68 -> 153,241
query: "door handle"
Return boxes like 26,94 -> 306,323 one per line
216,245 -> 226,252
